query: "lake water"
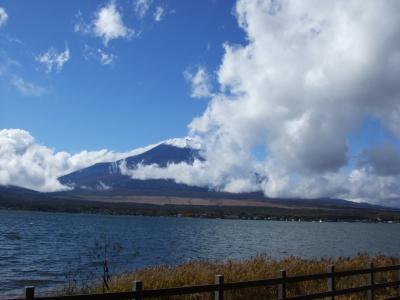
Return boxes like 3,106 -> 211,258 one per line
1,210 -> 399,298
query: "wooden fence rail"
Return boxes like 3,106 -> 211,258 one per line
5,263 -> 400,300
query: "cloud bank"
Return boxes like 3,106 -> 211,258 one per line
125,0 -> 400,205
0,129 -> 156,192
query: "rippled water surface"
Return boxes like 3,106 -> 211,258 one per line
1,210 -> 400,297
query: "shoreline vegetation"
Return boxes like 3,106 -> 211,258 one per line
62,254 -> 400,299
1,197 -> 400,223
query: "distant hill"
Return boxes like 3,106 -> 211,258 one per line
0,185 -> 50,201
1,184 -> 399,222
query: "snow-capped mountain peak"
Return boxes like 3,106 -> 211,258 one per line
161,136 -> 202,150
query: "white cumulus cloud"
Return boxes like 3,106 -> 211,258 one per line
134,0 -> 152,19
74,10 -> 91,35
98,49 -> 116,65
36,46 -> 70,73
184,67 -> 213,99
84,45 -> 117,65
0,7 -> 8,28
153,6 -> 165,22
124,0 -> 400,206
75,2 -> 134,46
93,2 -> 134,45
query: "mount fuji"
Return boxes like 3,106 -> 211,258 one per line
1,138 -> 396,217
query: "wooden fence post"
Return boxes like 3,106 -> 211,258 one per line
398,267 -> 400,296
278,270 -> 286,300
327,265 -> 335,300
215,275 -> 224,300
133,280 -> 142,300
368,263 -> 374,300
25,286 -> 35,300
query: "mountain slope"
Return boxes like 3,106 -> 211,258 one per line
56,143 -> 393,210
0,185 -> 45,200
58,144 -> 206,195
0,185 -> 59,206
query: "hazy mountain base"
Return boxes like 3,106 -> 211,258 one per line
2,194 -> 400,222
1,185 -> 400,222
62,254 -> 400,300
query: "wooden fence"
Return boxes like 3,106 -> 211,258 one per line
5,262 -> 400,300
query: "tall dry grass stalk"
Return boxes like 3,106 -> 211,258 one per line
66,253 -> 400,299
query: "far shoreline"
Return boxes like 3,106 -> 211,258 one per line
1,202 -> 399,224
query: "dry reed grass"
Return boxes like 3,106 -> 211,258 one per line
67,253 -> 400,299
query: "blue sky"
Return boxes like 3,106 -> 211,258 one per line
0,0 -> 244,152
